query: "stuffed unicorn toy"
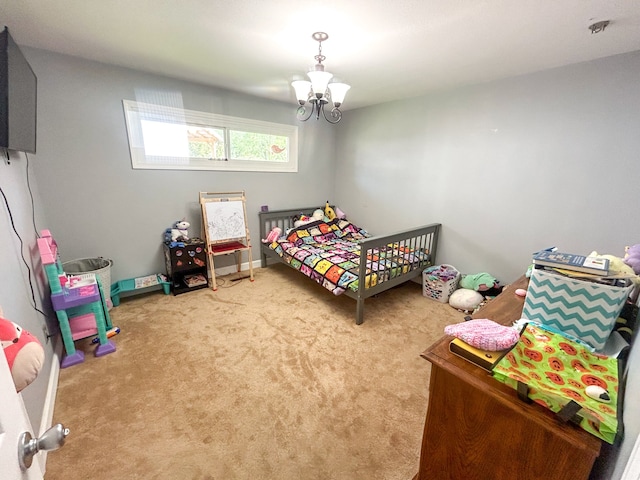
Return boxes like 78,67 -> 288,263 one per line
170,220 -> 190,242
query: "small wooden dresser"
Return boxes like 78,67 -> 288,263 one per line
413,277 -> 603,480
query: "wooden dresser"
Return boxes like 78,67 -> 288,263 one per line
413,276 -> 603,480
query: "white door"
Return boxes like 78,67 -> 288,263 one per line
0,351 -> 44,480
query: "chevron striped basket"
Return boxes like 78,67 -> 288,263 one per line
522,268 -> 633,351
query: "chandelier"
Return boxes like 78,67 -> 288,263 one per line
291,32 -> 351,124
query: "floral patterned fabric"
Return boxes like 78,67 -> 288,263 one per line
268,219 -> 430,295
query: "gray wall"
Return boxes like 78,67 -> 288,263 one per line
25,48 -> 337,283
6,46 -> 335,454
0,150 -> 57,433
8,44 -> 640,478
334,50 -> 640,479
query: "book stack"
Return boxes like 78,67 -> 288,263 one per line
532,250 -> 631,287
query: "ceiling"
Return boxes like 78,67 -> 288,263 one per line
2,0 -> 640,111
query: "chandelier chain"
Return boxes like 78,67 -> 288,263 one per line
315,39 -> 325,65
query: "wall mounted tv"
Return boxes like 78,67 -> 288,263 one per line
0,26 -> 37,154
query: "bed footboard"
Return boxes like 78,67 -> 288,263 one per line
347,223 -> 441,324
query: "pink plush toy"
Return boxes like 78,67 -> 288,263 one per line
624,244 -> 640,275
261,227 -> 282,244
0,316 -> 44,392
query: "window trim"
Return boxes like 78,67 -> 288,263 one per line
122,100 -> 298,172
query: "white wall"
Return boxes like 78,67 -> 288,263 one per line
24,48 -> 337,283
334,50 -> 640,479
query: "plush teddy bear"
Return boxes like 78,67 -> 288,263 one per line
0,315 -> 44,392
624,244 -> 640,275
170,220 -> 190,242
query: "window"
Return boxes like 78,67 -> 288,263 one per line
122,100 -> 298,172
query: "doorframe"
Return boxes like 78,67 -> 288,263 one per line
34,343 -> 62,473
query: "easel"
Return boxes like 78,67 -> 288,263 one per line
199,191 -> 254,291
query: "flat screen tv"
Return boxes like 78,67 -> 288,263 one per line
0,26 -> 37,154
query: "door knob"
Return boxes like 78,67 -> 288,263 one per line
18,423 -> 70,470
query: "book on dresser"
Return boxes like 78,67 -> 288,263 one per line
448,338 -> 511,371
532,251 -> 609,276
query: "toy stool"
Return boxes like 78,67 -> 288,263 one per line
38,230 -> 116,368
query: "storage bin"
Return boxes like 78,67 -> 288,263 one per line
422,264 -> 460,302
522,268 -> 633,350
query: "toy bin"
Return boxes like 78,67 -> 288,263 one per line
63,257 -> 113,309
422,264 -> 460,303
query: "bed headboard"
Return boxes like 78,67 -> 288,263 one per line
259,207 -> 321,242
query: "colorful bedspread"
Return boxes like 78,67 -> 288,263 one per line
268,219 -> 430,295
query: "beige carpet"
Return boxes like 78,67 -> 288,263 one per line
45,264 -> 465,480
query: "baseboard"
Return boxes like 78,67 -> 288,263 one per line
37,340 -> 62,473
621,433 -> 640,479
213,259 -> 262,277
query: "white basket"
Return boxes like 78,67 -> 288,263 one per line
422,264 -> 460,303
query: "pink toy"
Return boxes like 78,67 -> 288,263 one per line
262,227 -> 282,244
444,319 -> 520,351
0,316 -> 44,392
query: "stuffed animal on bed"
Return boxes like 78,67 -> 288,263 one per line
0,315 -> 44,392
334,206 -> 346,220
324,201 -> 337,221
262,227 -> 282,243
293,214 -> 316,228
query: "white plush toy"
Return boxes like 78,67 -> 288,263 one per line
312,209 -> 325,221
171,220 -> 190,242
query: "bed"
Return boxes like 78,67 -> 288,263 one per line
259,207 -> 441,324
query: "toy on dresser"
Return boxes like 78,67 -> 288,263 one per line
164,220 -> 190,243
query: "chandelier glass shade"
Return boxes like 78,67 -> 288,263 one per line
292,32 -> 350,124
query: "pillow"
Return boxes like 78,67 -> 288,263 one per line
448,288 -> 483,311
0,316 -> 44,392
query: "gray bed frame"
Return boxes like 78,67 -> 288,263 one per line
259,207 -> 441,325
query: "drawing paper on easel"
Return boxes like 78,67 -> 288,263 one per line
204,200 -> 246,243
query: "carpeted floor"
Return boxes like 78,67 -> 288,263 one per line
45,264 -> 465,480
